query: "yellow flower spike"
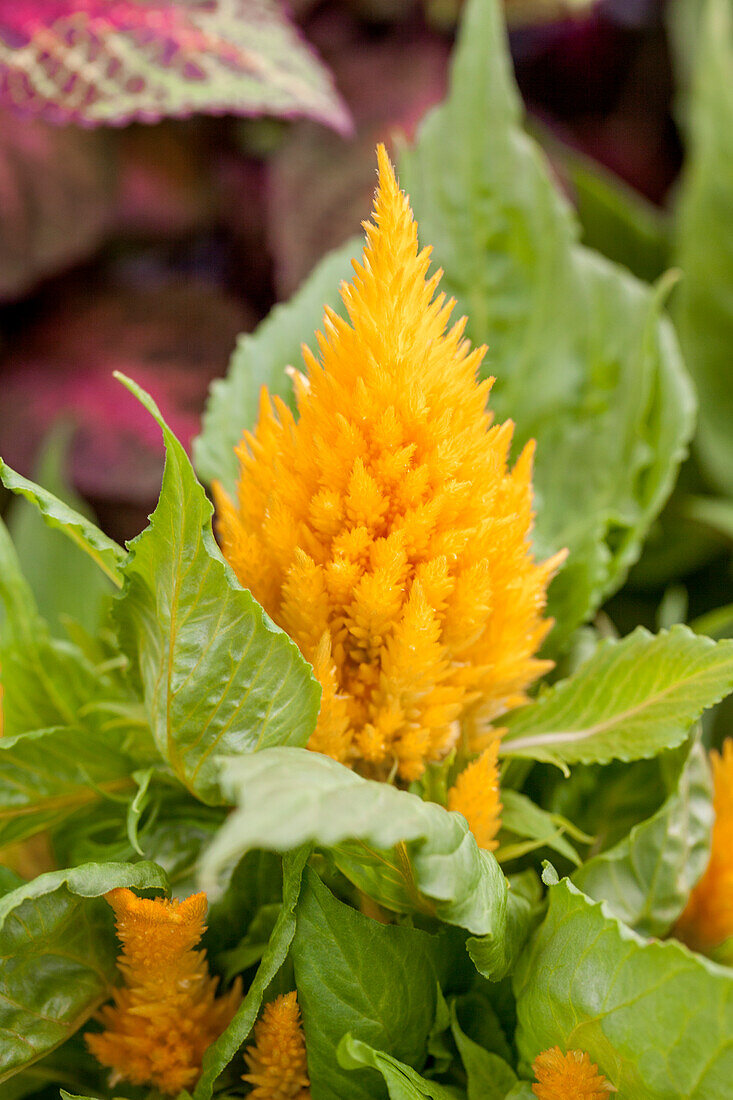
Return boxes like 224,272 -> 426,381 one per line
532,1047 -> 617,1099
215,144 -> 564,781
243,991 -> 311,1100
675,738 -> 733,955
448,741 -> 502,851
86,888 -> 241,1095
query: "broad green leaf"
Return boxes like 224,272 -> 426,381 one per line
450,1004 -> 517,1100
500,625 -> 733,765
337,1034 -> 463,1100
1,456 -> 125,589
194,239 -> 358,493
533,123 -> 669,284
0,726 -> 136,849
573,738 -> 713,936
0,1 -> 350,132
0,861 -> 168,1084
673,0 -> 733,494
192,848 -> 307,1100
199,747 -> 508,941
0,516 -> 131,739
293,868 -> 442,1100
112,375 -> 321,803
513,878 -> 733,1098
401,0 -> 694,648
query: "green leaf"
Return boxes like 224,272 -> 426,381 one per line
450,1003 -> 517,1100
199,747 -> 508,941
673,0 -> 733,494
552,137 -> 670,284
400,0 -> 694,648
572,737 -> 713,936
337,1034 -> 462,1100
1,455 -> 125,590
0,726 -> 136,848
0,861 -> 168,1084
194,239 -> 358,493
0,517 -> 132,740
497,790 -> 581,866
513,878 -> 733,1098
293,868 -> 443,1100
192,848 -> 307,1100
500,625 -> 733,766
112,374 -> 321,802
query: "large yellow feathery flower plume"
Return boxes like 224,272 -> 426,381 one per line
215,145 -> 563,781
243,991 -> 311,1099
86,888 -> 241,1095
532,1047 -> 617,1099
675,739 -> 733,955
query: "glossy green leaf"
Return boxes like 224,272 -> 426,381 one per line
0,861 -> 168,1084
513,878 -> 733,1098
199,747 -> 508,941
673,0 -> 733,494
193,848 -> 307,1100
0,516 -> 131,740
500,626 -> 733,765
450,1004 -> 517,1100
573,738 -> 713,936
1,457 -> 125,589
4,436 -> 119,637
401,0 -> 694,648
293,869 -> 442,1100
337,1034 -> 462,1100
0,726 -> 136,848
194,239 -> 358,493
112,375 -> 321,803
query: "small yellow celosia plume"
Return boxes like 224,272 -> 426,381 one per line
243,991 -> 311,1099
215,144 -> 563,781
86,888 -> 241,1095
448,741 -> 502,850
675,739 -> 733,954
532,1047 -> 617,1099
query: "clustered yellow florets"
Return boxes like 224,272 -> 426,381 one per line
215,145 -> 562,781
675,738 -> 733,955
243,991 -> 311,1099
532,1047 -> 617,1099
86,889 -> 241,1095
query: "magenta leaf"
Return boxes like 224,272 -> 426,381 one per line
0,109 -> 115,300
0,0 -> 350,131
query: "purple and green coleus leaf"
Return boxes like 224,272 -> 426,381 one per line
0,0 -> 350,131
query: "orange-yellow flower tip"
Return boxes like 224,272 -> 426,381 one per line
243,991 -> 311,1099
532,1047 -> 617,1099
675,739 -> 733,955
86,889 -> 242,1095
216,145 -> 561,781
448,742 -> 502,850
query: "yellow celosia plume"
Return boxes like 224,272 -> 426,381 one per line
675,739 -> 733,955
243,991 -> 311,1099
532,1047 -> 617,1099
215,144 -> 563,781
448,741 -> 502,850
86,888 -> 241,1095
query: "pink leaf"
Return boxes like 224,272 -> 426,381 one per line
0,109 -> 115,300
0,0 -> 350,131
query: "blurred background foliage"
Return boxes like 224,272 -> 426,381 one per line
0,0 -> 731,690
